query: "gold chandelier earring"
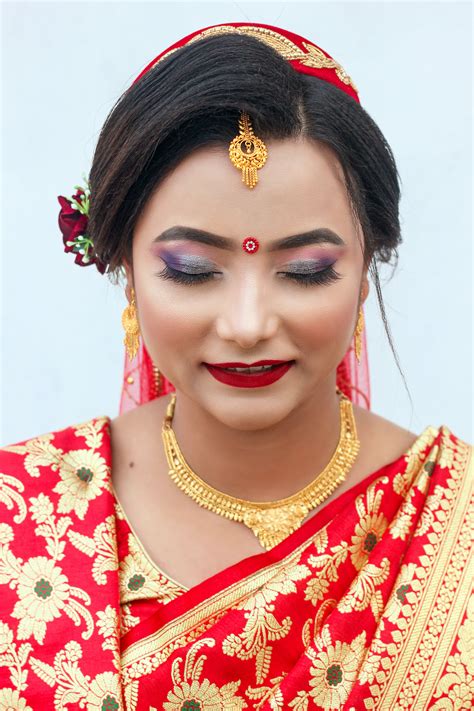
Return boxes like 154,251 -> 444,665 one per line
354,307 -> 364,363
121,287 -> 140,361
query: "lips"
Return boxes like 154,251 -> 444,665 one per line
204,361 -> 294,388
206,360 -> 291,368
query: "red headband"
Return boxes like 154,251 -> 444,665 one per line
134,22 -> 359,103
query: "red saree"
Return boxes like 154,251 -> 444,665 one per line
0,412 -> 472,709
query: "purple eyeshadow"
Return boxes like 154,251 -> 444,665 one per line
158,248 -> 214,272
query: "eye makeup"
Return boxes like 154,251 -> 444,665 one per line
157,249 -> 217,274
152,241 -> 344,288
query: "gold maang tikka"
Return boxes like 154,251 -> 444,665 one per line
229,111 -> 268,189
354,307 -> 364,363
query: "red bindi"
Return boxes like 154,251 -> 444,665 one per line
242,237 -> 259,254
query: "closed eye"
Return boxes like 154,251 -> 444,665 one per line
154,264 -> 342,287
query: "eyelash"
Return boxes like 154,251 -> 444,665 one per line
155,264 -> 342,288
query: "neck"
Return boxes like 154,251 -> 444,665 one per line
166,378 -> 342,502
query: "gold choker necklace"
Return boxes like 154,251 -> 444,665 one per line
162,391 -> 360,550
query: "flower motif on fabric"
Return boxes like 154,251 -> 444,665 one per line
10,555 -> 93,645
161,638 -> 247,710
382,563 -> 418,628
222,563 -> 311,684
0,688 -> 33,710
289,627 -> 367,709
96,605 -> 121,670
53,448 -> 109,520
29,641 -> 122,710
57,176 -> 106,274
338,558 -> 391,623
349,486 -> 389,571
68,515 -> 118,585
0,619 -> 33,697
118,533 -> 185,605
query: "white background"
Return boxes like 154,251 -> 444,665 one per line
1,0 -> 472,445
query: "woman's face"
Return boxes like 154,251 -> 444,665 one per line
125,137 -> 369,430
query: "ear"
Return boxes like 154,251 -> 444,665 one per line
122,259 -> 134,303
360,267 -> 370,305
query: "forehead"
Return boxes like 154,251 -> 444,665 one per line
135,138 -> 356,241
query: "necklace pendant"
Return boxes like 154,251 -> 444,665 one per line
243,503 -> 309,550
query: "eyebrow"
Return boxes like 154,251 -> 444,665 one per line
152,226 -> 345,251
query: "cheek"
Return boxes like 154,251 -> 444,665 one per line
136,278 -> 203,359
291,282 -> 357,352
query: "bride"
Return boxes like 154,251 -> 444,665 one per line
0,21 -> 471,711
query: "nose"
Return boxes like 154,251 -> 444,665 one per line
214,273 -> 279,348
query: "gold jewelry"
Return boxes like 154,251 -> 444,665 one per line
122,287 -> 140,361
162,391 -> 360,550
229,111 -> 268,189
354,307 -> 364,363
153,364 -> 163,397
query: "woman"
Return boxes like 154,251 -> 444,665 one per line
0,21 -> 471,710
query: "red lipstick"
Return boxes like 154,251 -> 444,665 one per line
203,360 -> 295,388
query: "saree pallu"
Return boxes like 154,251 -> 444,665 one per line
0,416 -> 472,710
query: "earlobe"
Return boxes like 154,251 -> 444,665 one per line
122,260 -> 134,302
361,273 -> 370,304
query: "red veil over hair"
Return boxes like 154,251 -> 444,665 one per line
118,22 -> 371,415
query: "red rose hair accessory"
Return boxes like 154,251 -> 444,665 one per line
57,176 -> 106,274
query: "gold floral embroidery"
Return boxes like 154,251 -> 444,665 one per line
30,640 -> 122,710
0,620 -> 32,693
96,605 -> 121,671
0,472 -> 27,524
162,638 -> 247,711
431,593 -> 474,708
0,687 -> 33,710
388,496 -> 417,541
338,558 -> 391,622
11,555 -> 93,645
304,542 -> 348,605
120,603 -> 141,636
73,417 -> 108,451
382,562 -> 418,628
0,490 -> 94,645
30,493 -> 72,561
152,25 -> 358,93
3,432 -> 60,478
245,674 -> 287,710
350,484 -> 389,571
289,627 -> 368,709
54,448 -> 109,520
360,435 -> 471,709
119,533 -> 185,605
392,428 -> 438,497
438,427 -> 466,473
68,515 -> 118,585
222,564 -> 311,684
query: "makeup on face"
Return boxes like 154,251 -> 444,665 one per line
150,243 -> 344,274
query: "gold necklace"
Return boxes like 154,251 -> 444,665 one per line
162,390 -> 360,550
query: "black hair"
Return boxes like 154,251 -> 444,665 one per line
88,32 -> 410,399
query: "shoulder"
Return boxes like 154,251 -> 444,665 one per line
352,404 -> 419,469
0,415 -> 111,489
